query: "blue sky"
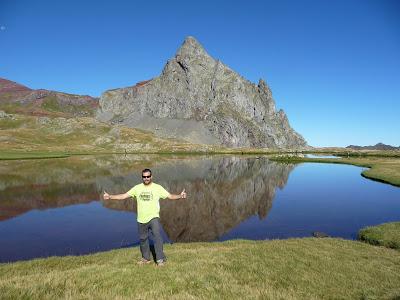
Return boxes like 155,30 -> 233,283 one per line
1,0 -> 399,147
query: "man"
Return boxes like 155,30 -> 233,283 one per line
103,168 -> 186,266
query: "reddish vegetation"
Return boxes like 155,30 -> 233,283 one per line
0,184 -> 99,221
0,77 -> 99,116
0,78 -> 31,93
129,79 -> 152,95
135,79 -> 152,87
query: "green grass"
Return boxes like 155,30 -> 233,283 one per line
303,149 -> 400,158
0,151 -> 70,160
41,95 -> 96,117
0,239 -> 399,299
0,102 -> 23,113
41,95 -> 61,112
359,222 -> 400,250
0,117 -> 27,129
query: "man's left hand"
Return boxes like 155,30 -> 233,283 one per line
180,189 -> 187,199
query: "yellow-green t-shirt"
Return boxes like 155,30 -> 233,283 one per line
127,183 -> 170,223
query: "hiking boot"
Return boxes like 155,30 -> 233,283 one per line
137,258 -> 152,265
156,259 -> 165,267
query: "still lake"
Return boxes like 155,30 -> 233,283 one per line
0,155 -> 399,262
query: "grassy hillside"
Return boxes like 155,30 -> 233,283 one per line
0,113 -> 218,154
0,94 -> 97,118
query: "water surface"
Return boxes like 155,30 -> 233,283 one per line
305,154 -> 340,159
0,155 -> 399,262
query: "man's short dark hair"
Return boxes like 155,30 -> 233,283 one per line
142,168 -> 152,175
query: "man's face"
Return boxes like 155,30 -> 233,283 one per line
142,171 -> 152,185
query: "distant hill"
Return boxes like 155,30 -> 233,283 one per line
0,78 -> 98,117
346,143 -> 400,150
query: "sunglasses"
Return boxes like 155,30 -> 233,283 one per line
142,175 -> 151,178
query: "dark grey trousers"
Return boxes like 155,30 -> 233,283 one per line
138,217 -> 165,262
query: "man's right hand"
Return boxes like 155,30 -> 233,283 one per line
103,191 -> 110,200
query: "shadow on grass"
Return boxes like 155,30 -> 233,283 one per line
119,242 -> 168,262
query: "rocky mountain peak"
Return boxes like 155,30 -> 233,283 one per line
172,36 -> 215,80
97,37 -> 308,149
258,79 -> 268,92
176,36 -> 208,59
258,79 -> 273,99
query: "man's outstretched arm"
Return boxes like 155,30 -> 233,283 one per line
103,191 -> 131,200
167,189 -> 187,200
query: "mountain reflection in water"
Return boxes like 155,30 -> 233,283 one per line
102,157 -> 295,242
0,155 -> 294,243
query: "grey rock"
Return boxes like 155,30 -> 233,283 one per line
312,231 -> 330,238
97,36 -> 307,149
0,110 -> 13,119
37,117 -> 51,125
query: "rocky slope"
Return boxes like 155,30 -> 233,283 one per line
97,37 -> 307,149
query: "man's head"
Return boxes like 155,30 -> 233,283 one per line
142,168 -> 152,185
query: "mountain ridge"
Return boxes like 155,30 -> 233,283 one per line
0,77 -> 98,117
346,143 -> 399,150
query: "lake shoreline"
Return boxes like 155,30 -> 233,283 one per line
1,149 -> 399,160
2,150 -> 399,187
269,155 -> 400,187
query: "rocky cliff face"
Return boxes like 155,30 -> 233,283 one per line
97,37 -> 307,149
